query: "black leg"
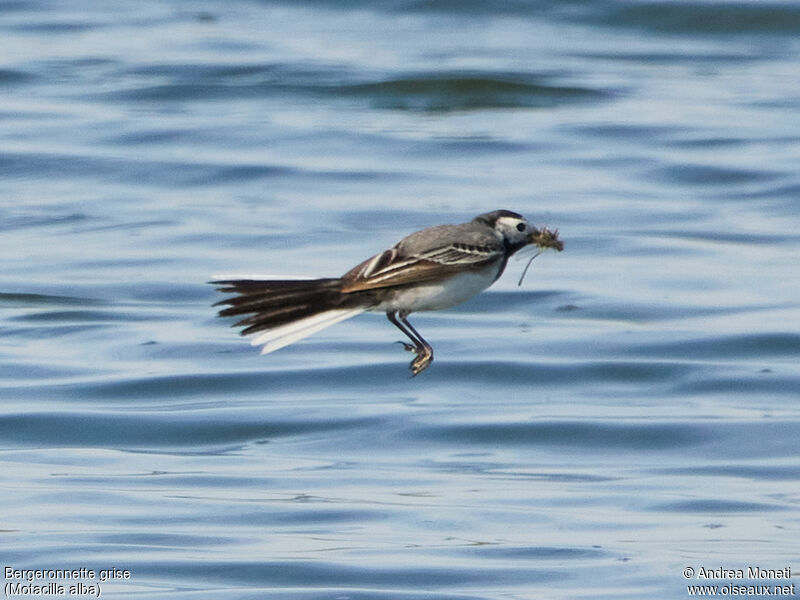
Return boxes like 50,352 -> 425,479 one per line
399,313 -> 433,358
387,311 -> 419,353
386,311 -> 434,376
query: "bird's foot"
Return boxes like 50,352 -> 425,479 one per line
395,341 -> 433,376
408,347 -> 433,377
396,341 -> 416,353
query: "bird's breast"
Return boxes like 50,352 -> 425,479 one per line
372,264 -> 501,313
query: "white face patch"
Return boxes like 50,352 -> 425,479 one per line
494,215 -> 532,246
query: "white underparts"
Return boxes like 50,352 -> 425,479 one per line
374,266 -> 501,313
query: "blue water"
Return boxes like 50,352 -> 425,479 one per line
2,1 -> 799,598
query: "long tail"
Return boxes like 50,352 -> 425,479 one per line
212,279 -> 365,354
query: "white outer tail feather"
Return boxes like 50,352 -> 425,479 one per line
250,308 -> 366,355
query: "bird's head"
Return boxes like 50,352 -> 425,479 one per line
475,209 -> 564,255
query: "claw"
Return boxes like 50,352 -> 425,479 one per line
387,311 -> 434,376
396,341 -> 416,353
408,347 -> 433,377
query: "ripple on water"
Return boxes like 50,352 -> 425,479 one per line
602,2 -> 800,35
412,420 -> 707,450
124,558 -> 562,589
633,332 -> 800,360
0,292 -> 105,307
103,63 -> 610,112
328,71 -> 611,112
651,163 -> 779,186
0,410 -> 384,452
654,499 -> 784,513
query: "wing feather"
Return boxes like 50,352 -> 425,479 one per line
340,241 -> 502,293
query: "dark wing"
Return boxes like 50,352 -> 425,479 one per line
340,241 -> 503,293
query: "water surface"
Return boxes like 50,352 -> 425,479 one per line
2,1 -> 799,598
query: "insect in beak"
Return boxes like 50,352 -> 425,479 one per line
530,227 -> 564,252
519,227 -> 563,286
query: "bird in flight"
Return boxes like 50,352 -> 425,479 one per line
213,209 -> 563,376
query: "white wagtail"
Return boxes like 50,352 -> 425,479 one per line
213,209 -> 563,376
